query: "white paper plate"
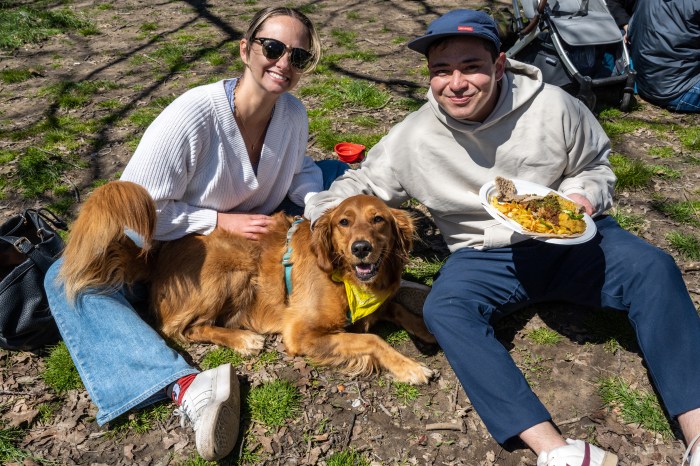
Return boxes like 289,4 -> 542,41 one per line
479,179 -> 597,245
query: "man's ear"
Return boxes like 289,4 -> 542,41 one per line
310,212 -> 335,273
495,52 -> 507,81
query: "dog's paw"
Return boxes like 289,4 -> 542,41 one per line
393,362 -> 434,385
236,331 -> 266,356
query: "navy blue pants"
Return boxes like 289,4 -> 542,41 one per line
276,159 -> 349,216
423,215 -> 700,444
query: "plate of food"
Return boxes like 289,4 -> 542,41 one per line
479,177 -> 597,245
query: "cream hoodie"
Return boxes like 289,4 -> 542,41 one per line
305,59 -> 615,251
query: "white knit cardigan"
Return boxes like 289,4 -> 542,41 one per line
121,79 -> 322,240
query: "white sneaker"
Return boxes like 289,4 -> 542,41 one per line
683,432 -> 700,466
537,439 -> 618,466
176,364 -> 240,461
393,279 -> 431,315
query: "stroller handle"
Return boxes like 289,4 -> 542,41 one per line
520,0 -> 549,36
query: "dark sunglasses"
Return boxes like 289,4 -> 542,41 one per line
252,37 -> 313,70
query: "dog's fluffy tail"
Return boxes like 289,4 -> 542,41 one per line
59,181 -> 157,303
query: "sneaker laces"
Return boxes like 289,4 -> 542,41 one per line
173,386 -> 214,431
683,432 -> 700,465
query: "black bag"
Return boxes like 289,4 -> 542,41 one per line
0,208 -> 67,351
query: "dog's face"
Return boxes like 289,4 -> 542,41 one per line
311,195 -> 414,284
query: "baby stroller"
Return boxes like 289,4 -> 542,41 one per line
505,0 -> 636,112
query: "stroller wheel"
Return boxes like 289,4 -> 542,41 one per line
621,92 -> 634,112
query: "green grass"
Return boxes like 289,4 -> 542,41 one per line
609,208 -> 645,234
16,147 -> 72,198
41,342 -> 83,393
42,79 -> 120,109
666,231 -> 700,260
174,453 -> 218,466
652,197 -> 700,226
351,115 -> 379,128
325,449 -> 371,466
527,327 -> 563,345
608,154 -> 654,190
247,379 -> 301,428
0,425 -> 33,464
648,164 -> 681,179
108,403 -> 171,436
299,77 -> 391,111
677,125 -> 700,151
648,146 -> 675,158
0,149 -> 16,164
127,95 -> 175,129
598,376 -> 672,437
0,68 -> 35,84
37,402 -> 61,424
251,350 -> 278,371
0,6 -> 98,50
397,96 -> 426,112
330,29 -> 358,49
403,258 -> 444,286
598,112 -> 666,139
385,328 -> 410,346
393,381 -> 420,403
200,347 -> 245,370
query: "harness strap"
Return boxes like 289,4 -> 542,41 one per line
282,217 -> 304,295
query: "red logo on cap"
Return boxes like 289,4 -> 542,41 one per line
457,26 -> 474,32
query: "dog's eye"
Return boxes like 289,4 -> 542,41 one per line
338,218 -> 350,227
372,215 -> 385,224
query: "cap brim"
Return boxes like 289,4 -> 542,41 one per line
407,32 -> 499,56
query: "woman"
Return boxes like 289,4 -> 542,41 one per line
44,7 -> 343,462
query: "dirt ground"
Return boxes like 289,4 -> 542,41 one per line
1,0 -> 700,465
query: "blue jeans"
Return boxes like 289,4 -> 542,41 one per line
276,160 -> 349,216
422,216 -> 700,444
44,262 -> 196,425
666,79 -> 700,113
45,160 -> 348,425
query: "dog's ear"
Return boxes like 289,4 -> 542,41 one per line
389,207 -> 415,262
310,212 -> 335,273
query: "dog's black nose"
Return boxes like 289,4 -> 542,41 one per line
351,240 -> 372,258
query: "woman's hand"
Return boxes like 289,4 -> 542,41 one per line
216,212 -> 276,240
566,193 -> 594,216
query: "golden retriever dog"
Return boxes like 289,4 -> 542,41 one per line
60,181 -> 435,384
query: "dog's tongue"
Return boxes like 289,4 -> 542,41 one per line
356,263 -> 373,274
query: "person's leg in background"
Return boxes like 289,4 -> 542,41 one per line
44,259 -> 240,461
276,159 -> 350,216
665,80 -> 700,113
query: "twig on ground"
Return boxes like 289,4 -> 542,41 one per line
557,415 -> 586,426
684,262 -> 700,272
425,421 -> 462,431
378,403 -> 392,418
0,390 -> 29,396
62,175 -> 81,203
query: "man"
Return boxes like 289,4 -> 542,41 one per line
305,9 -> 700,466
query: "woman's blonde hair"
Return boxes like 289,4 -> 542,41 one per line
243,7 -> 321,72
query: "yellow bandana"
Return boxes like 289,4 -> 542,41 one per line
332,271 -> 392,324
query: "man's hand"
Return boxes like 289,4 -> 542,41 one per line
566,193 -> 594,216
216,212 -> 276,240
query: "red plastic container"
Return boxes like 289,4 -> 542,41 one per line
334,142 -> 366,164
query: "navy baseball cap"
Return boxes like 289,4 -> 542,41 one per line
407,9 -> 501,56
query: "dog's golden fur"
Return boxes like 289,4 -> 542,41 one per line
60,181 -> 435,384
